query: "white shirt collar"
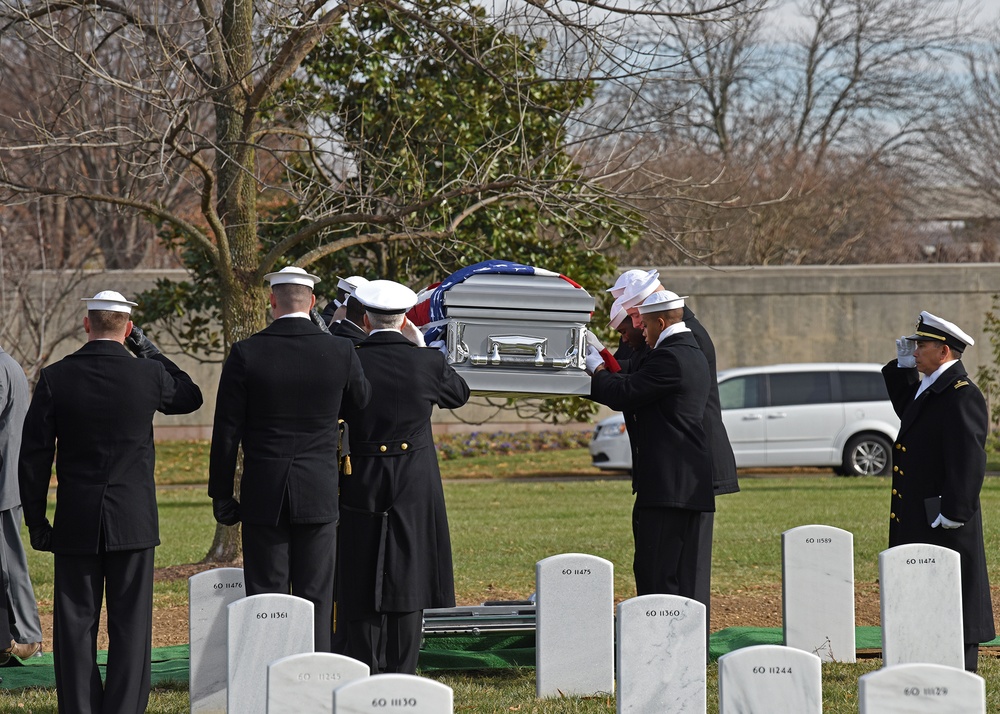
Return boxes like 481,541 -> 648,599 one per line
654,321 -> 691,349
914,359 -> 958,399
369,328 -> 400,335
277,312 -> 310,320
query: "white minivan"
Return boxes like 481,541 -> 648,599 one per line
589,363 -> 901,476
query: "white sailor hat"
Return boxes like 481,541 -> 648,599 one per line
81,290 -> 138,313
336,275 -> 369,295
354,279 -> 418,315
608,295 -> 629,328
906,310 -> 975,351
606,269 -> 650,298
620,270 -> 662,309
637,290 -> 687,314
263,266 -> 321,288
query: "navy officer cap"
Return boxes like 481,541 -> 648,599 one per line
354,280 -> 417,315
906,311 -> 975,352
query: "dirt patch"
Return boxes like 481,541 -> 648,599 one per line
708,582 -> 883,630
28,567 -> 997,650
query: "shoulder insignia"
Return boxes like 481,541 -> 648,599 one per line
954,380 -> 969,389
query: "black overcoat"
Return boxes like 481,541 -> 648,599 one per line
208,317 -> 371,526
337,331 -> 470,615
18,341 -> 203,553
882,359 -> 995,643
591,331 -> 714,511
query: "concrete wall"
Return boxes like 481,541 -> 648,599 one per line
657,264 -> 1000,376
18,265 -> 1000,438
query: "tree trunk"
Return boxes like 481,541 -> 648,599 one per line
202,0 -> 266,563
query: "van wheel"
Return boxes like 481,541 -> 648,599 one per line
842,434 -> 892,476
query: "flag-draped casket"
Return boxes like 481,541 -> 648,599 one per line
409,261 -> 596,397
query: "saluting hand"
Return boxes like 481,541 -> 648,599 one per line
895,337 -> 916,368
399,318 -> 426,347
125,325 -> 162,359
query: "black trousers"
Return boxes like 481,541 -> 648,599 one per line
694,512 -> 714,654
53,548 -> 154,714
242,519 -> 337,652
632,504 -> 704,599
339,611 -> 423,675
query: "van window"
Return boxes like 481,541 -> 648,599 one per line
768,372 -> 833,406
841,371 -> 890,402
719,375 -> 763,410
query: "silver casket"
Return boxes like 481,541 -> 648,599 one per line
440,273 -> 595,397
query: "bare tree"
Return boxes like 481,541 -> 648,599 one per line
773,0 -> 965,167
0,204 -> 99,384
926,30 -> 1000,243
596,0 -> 973,265
0,0 -> 751,560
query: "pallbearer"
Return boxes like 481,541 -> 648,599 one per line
586,290 -> 715,601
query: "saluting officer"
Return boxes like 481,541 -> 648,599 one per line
331,294 -> 369,345
884,311 -> 995,672
209,266 -> 371,652
321,275 -> 369,327
19,290 -> 203,714
336,280 -> 470,675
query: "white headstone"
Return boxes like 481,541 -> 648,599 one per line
859,663 -> 986,713
718,644 -> 822,714
267,652 -> 370,714
535,553 -> 614,698
782,524 -> 856,662
879,544 -> 964,668
228,593 -> 315,714
616,594 -> 706,714
332,673 -> 453,714
189,567 -> 245,714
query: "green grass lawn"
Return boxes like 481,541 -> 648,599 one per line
10,445 -> 1000,712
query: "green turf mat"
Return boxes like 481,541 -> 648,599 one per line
0,644 -> 191,690
2,628 -> 997,690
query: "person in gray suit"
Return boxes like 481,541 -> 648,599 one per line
0,347 -> 42,660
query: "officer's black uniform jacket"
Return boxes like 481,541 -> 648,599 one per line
208,317 -> 371,525
613,309 -> 739,497
337,331 -> 470,615
613,339 -> 649,474
882,359 -> 995,643
684,308 -> 739,496
591,331 -> 714,511
19,341 -> 203,553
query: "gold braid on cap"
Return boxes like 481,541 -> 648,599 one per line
914,331 -> 946,342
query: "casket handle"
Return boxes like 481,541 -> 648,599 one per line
469,335 -> 575,368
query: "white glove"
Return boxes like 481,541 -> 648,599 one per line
399,318 -> 426,347
930,513 -> 964,529
895,337 -> 916,368
585,330 -> 607,353
428,339 -> 448,356
585,345 -> 604,375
